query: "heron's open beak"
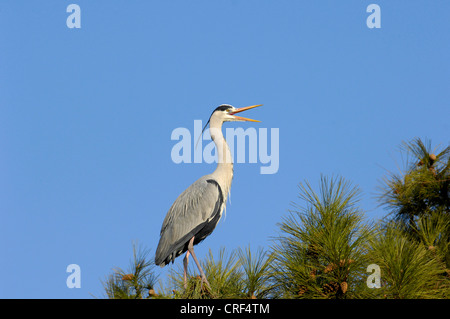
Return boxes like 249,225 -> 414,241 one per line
229,104 -> 262,122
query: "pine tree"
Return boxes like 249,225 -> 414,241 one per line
237,245 -> 274,299
377,138 -> 450,297
169,246 -> 272,299
101,243 -> 158,299
270,175 -> 375,298
369,222 -> 449,298
379,138 -> 450,232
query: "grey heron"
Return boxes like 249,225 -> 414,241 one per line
155,104 -> 261,289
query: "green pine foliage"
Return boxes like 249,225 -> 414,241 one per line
269,175 -> 375,299
379,138 -> 450,230
368,222 -> 449,298
237,245 -> 274,299
170,248 -> 243,299
168,246 -> 272,299
375,138 -> 450,298
413,211 -> 450,269
101,243 -> 158,299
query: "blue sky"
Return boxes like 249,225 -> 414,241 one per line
1,1 -> 449,298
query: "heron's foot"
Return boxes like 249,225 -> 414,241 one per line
201,275 -> 211,290
190,275 -> 211,290
183,275 -> 210,295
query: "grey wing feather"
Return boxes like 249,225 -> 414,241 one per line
155,177 -> 223,266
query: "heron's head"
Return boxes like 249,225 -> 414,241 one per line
197,104 -> 261,146
210,104 -> 262,123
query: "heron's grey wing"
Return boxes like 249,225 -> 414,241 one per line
155,178 -> 224,266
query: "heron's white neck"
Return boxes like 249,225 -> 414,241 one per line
209,116 -> 233,200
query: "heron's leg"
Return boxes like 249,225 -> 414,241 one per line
187,236 -> 210,289
183,251 -> 190,289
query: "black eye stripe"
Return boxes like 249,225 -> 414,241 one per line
214,104 -> 233,112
